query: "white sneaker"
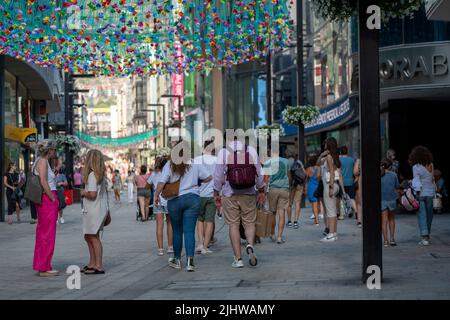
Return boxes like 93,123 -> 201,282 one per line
310,214 -> 315,219
319,214 -> 324,220
195,245 -> 204,254
60,218 -> 65,224
201,248 -> 213,255
419,239 -> 430,246
232,258 -> 244,268
320,233 -> 337,242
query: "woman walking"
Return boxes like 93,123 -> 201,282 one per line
409,146 -> 436,246
381,159 -> 400,247
135,165 -> 151,221
126,170 -> 136,204
148,157 -> 173,256
3,162 -> 21,224
317,138 -> 342,242
112,169 -> 122,204
80,149 -> 109,275
55,161 -> 68,224
306,155 -> 321,226
33,140 -> 59,277
154,140 -> 211,271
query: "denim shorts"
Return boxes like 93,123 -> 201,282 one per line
154,205 -> 168,214
381,200 -> 397,212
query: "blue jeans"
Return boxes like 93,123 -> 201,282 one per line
417,196 -> 433,237
167,193 -> 200,259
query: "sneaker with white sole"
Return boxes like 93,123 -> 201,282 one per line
286,221 -> 293,228
232,258 -> 244,268
168,257 -> 181,269
320,233 -> 337,242
186,258 -> 195,272
293,222 -> 299,229
38,270 -> 60,277
246,245 -> 258,266
195,245 -> 203,254
201,248 -> 213,255
419,239 -> 430,246
319,214 -> 324,220
309,214 -> 315,219
60,217 -> 65,224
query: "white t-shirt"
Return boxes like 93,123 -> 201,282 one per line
193,155 -> 217,198
160,160 -> 210,198
147,171 -> 167,207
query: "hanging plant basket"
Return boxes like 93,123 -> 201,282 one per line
56,135 -> 81,154
150,147 -> 172,158
257,123 -> 286,137
311,0 -> 423,22
282,105 -> 320,126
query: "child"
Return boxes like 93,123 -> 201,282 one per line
381,159 -> 400,247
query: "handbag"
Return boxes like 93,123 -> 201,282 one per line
162,179 -> 180,198
433,194 -> 443,211
24,172 -> 43,205
103,180 -> 112,227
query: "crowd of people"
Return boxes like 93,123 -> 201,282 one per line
2,136 -> 448,276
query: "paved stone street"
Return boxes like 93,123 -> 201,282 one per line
1,198 -> 450,300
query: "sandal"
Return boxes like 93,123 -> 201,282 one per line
167,247 -> 174,254
390,240 -> 397,246
383,241 -> 389,247
84,268 -> 105,275
80,266 -> 94,273
157,248 -> 164,256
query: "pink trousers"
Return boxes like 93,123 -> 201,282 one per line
33,191 -> 59,272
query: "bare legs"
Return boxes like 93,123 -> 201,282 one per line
156,214 -> 173,250
84,234 -> 103,271
382,210 -> 396,243
276,209 -> 285,240
16,202 -> 21,222
196,220 -> 214,249
229,223 -> 255,259
138,196 -> 149,220
312,202 -> 320,225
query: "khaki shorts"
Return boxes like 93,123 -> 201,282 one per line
222,195 -> 257,227
289,185 -> 304,205
268,188 -> 289,212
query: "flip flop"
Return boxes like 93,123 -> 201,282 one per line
80,266 -> 94,273
84,268 -> 105,275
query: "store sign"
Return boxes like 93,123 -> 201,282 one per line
5,124 -> 38,144
305,96 -> 353,134
351,42 -> 450,92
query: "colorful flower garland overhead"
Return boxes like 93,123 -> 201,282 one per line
0,0 -> 292,76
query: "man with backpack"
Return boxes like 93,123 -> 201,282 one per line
214,135 -> 266,268
286,151 -> 307,229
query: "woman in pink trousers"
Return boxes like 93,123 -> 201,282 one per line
33,140 -> 60,277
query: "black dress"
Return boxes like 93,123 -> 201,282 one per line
4,172 -> 19,215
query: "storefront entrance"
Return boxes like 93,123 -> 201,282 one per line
388,99 -> 449,184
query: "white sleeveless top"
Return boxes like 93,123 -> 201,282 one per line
33,158 -> 57,191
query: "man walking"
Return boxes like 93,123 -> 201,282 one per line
339,146 -> 357,220
194,140 -> 218,255
264,149 -> 291,243
214,135 -> 265,268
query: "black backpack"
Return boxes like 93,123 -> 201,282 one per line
291,160 -> 306,186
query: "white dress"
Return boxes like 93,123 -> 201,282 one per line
83,172 -> 109,235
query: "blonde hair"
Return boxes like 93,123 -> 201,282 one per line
36,139 -> 57,157
82,149 -> 106,185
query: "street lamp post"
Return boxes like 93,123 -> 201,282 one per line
161,94 -> 182,141
358,0 -> 382,283
296,0 -> 306,164
146,104 -> 167,148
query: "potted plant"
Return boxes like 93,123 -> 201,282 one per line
56,135 -> 81,154
257,123 -> 286,137
282,105 -> 320,126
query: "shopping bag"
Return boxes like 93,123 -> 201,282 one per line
64,189 -> 73,206
255,208 -> 275,238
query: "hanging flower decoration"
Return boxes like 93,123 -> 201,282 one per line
257,123 -> 285,137
282,105 -> 320,126
311,0 -> 423,22
0,0 -> 293,76
56,134 -> 81,153
150,147 -> 171,157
